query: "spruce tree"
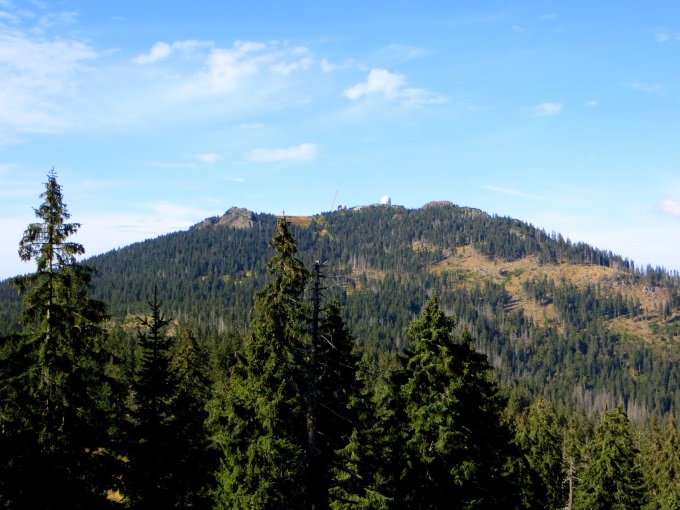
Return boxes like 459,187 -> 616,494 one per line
211,218 -> 310,508
515,398 -> 566,509
389,297 -> 519,509
170,328 -> 215,508
574,405 -> 645,510
312,287 -> 362,508
330,350 -> 397,509
126,290 -> 178,507
0,170 -> 117,508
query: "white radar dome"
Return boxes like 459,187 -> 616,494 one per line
380,195 -> 391,205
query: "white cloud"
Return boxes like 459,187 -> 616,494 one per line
37,11 -> 78,29
247,143 -> 318,162
625,82 -> 663,95
133,39 -> 212,64
655,32 -> 671,43
586,100 -> 598,107
221,176 -> 245,183
540,13 -> 557,20
0,10 -> 20,24
320,58 -> 335,73
74,203 -> 217,258
270,56 -> 313,76
532,102 -> 562,117
512,25 -> 526,32
0,29 -> 98,133
654,32 -> 680,43
200,40 -> 267,93
483,185 -> 542,200
344,69 -> 404,100
343,68 -> 446,105
134,42 -> 172,64
658,199 -> 680,217
195,153 -> 222,164
370,44 -> 427,67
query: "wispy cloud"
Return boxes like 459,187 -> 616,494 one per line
654,31 -> 680,43
247,143 -> 318,162
512,25 -> 526,33
319,57 -> 355,73
133,40 -> 212,64
0,28 -> 98,134
343,68 -> 446,106
540,13 -> 558,20
37,11 -> 78,30
658,199 -> 680,217
0,10 -> 20,24
369,44 -> 427,67
625,82 -> 664,95
221,176 -> 245,183
483,185 -> 543,200
586,100 -> 598,107
270,47 -> 314,75
182,40 -> 314,95
532,102 -> 562,117
195,153 -> 222,164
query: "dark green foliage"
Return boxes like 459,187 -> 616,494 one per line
388,297 -> 520,508
574,405 -> 646,510
330,350 -> 397,509
210,218 -> 310,508
169,328 -> 216,508
515,399 -> 566,509
306,262 -> 362,510
0,171 -> 117,508
125,293 -> 214,508
125,291 -> 177,507
642,415 -> 680,509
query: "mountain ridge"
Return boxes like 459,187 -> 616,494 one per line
2,201 -> 680,417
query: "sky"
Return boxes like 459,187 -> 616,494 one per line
2,0 -> 680,280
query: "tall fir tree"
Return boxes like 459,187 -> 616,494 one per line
125,290 -> 178,508
0,170 -> 117,508
169,328 -> 216,508
125,294 -> 214,508
210,218 -> 310,508
574,405 -> 646,510
308,264 -> 362,509
515,398 -> 566,509
329,349 -> 397,510
388,297 -> 520,509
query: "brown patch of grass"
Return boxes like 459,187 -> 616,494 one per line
281,215 -> 313,228
429,245 -> 675,337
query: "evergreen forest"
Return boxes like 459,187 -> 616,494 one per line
2,173 -> 680,508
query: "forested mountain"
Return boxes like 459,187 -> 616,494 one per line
5,182 -> 680,508
2,201 -> 679,419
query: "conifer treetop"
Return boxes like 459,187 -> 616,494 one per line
18,169 -> 84,273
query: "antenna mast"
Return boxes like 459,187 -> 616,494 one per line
330,190 -> 338,211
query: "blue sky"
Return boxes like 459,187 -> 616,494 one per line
2,0 -> 680,280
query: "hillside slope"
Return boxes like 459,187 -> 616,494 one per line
2,202 -> 679,417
